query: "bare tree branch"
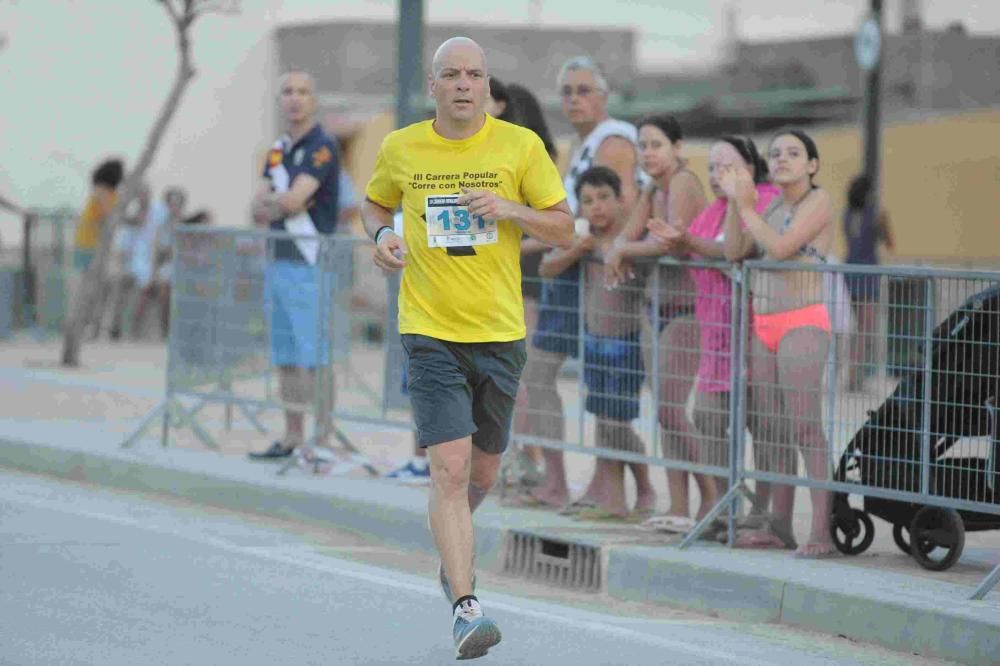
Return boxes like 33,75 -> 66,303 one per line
61,0 -> 240,365
159,0 -> 180,26
193,0 -> 241,15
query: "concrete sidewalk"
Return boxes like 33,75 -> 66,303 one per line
2,339 -> 1000,664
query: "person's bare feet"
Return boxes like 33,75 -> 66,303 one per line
795,539 -> 837,559
529,485 -> 569,508
507,487 -> 565,509
634,490 -> 657,513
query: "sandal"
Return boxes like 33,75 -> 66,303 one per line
731,512 -> 798,550
558,498 -> 597,516
638,514 -> 695,534
573,506 -> 628,522
625,507 -> 657,524
794,542 -> 839,559
502,491 -> 561,510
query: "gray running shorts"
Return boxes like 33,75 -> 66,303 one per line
401,334 -> 527,454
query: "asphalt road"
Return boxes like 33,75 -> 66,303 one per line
0,469 -> 952,665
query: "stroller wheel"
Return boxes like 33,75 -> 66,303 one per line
892,523 -> 936,556
830,508 -> 875,555
910,507 -> 965,571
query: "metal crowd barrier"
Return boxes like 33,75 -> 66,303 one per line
513,257 -> 735,494
677,260 -> 1000,600
122,224 -> 1000,599
121,227 -> 408,467
0,208 -> 74,336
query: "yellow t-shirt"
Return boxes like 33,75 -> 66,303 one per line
366,116 -> 566,343
74,190 -> 118,249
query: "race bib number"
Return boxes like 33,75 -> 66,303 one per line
425,195 -> 498,248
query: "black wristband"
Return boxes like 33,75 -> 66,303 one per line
373,225 -> 392,245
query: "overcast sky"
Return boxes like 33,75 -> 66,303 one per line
276,0 -> 1000,69
1,0 -> 998,220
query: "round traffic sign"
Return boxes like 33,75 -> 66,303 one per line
855,17 -> 882,71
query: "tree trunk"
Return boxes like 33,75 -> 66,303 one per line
61,8 -> 196,367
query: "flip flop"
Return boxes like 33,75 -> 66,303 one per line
503,491 -> 560,510
735,512 -> 770,531
794,543 -> 840,559
625,507 -> 657,524
733,514 -> 798,550
573,506 -> 629,522
733,524 -> 798,550
558,498 -> 597,516
639,514 -> 696,534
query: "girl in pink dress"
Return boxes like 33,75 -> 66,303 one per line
646,137 -> 778,533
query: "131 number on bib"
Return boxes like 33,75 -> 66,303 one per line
425,194 -> 498,248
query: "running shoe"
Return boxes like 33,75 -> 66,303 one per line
452,598 -> 501,660
248,441 -> 295,460
385,458 -> 431,484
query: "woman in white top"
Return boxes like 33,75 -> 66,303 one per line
722,129 -> 836,559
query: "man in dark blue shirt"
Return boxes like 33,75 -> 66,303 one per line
250,70 -> 341,461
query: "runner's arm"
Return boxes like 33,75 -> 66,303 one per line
460,188 -> 573,248
521,237 -> 550,254
362,198 -> 407,272
510,200 -> 573,248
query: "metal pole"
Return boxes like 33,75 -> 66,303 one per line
920,277 -> 935,495
21,212 -> 36,327
650,262 -> 660,455
728,264 -> 748,544
382,0 -> 424,415
862,0 -> 884,211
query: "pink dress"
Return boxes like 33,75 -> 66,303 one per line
687,183 -> 780,393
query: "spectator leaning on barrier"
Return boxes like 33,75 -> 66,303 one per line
513,55 -> 645,513
606,114 -> 709,531
540,165 -> 654,522
646,135 -> 780,536
722,128 -> 836,559
501,80 -> 561,489
249,69 -> 341,461
362,36 -> 572,659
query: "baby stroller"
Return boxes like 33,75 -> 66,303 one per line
831,284 -> 1000,571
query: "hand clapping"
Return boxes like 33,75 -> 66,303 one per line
646,217 -> 684,249
718,164 -> 757,210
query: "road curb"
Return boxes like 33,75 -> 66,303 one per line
606,546 -> 1000,664
2,435 -> 998,664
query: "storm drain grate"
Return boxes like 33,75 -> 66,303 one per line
503,531 -> 601,592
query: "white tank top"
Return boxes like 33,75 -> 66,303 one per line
563,118 -> 648,215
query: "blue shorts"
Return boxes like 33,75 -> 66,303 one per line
584,330 -> 644,422
649,301 -> 696,335
267,260 -> 334,368
531,267 -> 580,357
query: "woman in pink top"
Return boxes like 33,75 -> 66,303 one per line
721,129 -> 836,559
647,136 -> 778,532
